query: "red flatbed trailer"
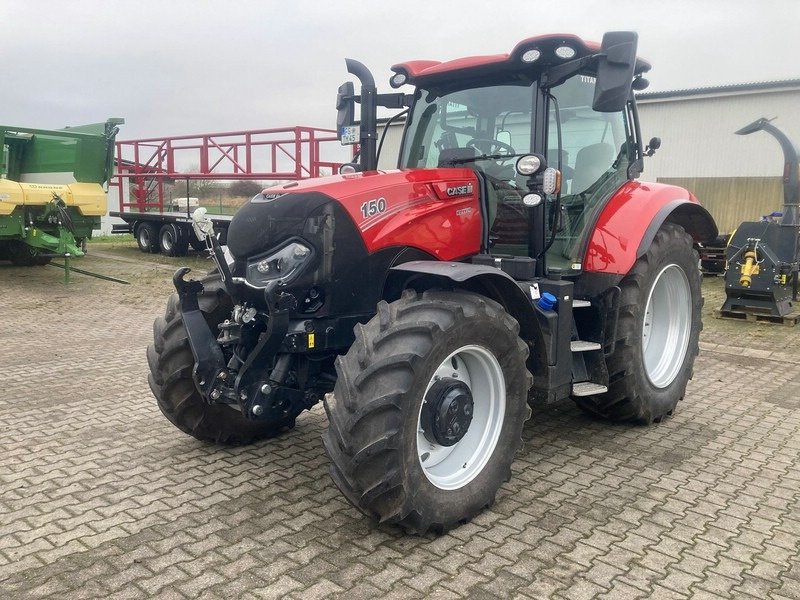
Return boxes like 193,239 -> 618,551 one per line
110,126 -> 344,255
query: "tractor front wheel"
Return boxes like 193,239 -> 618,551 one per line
148,274 -> 295,444
323,289 -> 532,534
574,223 -> 702,423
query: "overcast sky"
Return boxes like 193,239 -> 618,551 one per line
2,0 -> 798,140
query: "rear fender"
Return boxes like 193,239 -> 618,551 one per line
385,261 -> 548,378
584,181 -> 718,275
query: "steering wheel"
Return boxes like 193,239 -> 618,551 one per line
466,138 -> 515,157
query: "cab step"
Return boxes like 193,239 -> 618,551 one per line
571,382 -> 608,396
570,340 -> 602,352
573,299 -> 591,308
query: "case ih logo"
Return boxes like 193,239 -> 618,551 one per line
446,183 -> 473,197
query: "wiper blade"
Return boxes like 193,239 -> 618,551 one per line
444,153 -> 515,165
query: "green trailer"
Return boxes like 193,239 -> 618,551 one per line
0,118 -> 123,265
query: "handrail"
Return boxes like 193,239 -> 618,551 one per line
113,126 -> 344,212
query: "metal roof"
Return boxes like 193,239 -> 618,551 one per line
637,79 -> 800,100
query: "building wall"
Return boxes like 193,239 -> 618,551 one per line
637,87 -> 800,233
637,88 -> 800,179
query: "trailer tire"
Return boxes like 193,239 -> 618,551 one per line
323,289 -> 532,534
215,227 -> 228,246
148,273 -> 293,444
8,241 -> 51,266
159,224 -> 189,257
574,223 -> 701,424
136,222 -> 159,253
189,235 -> 206,252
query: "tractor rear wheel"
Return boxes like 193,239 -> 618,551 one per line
323,289 -> 532,534
148,273 -> 294,444
574,223 -> 701,423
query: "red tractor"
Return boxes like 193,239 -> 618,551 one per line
148,32 -> 717,533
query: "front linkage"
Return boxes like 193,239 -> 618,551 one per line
172,212 -> 315,426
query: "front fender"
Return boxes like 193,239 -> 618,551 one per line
385,260 -> 548,376
584,181 -> 718,275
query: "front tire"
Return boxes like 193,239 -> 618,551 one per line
323,289 -> 532,534
574,223 -> 702,423
148,274 -> 294,444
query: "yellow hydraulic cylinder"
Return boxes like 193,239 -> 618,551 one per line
739,250 -> 759,287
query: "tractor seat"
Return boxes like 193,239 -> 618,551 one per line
571,143 -> 614,194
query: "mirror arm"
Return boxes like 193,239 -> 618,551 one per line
541,55 -> 597,90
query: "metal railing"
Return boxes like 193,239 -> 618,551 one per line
113,126 -> 344,212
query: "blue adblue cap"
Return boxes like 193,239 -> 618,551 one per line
538,292 -> 557,311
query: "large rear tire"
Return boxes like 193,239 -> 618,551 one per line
148,274 -> 294,444
323,289 -> 532,534
574,223 -> 702,423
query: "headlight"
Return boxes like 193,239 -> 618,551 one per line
246,241 -> 312,288
516,154 -> 542,176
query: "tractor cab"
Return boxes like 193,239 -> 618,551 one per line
338,32 -> 650,277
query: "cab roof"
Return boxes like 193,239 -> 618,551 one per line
391,33 -> 651,86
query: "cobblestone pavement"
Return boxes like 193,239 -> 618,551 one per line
1,256 -> 799,599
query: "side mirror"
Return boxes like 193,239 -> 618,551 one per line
336,81 -> 356,143
592,31 -> 638,113
645,136 -> 661,157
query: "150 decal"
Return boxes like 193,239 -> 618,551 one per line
360,197 -> 387,219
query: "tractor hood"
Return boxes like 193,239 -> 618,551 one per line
227,168 -> 483,261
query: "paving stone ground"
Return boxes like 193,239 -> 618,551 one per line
1,251 -> 799,599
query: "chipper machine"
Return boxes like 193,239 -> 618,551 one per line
720,118 -> 800,323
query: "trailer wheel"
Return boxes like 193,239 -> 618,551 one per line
323,289 -> 532,534
148,273 -> 292,444
159,224 -> 189,257
136,222 -> 159,253
8,241 -> 51,266
189,235 -> 207,252
574,223 -> 701,423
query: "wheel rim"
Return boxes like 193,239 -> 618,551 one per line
642,264 -> 691,388
161,229 -> 173,251
417,345 -> 505,490
139,228 -> 150,247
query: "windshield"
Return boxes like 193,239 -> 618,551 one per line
400,83 -> 536,169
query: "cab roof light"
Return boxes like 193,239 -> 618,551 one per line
521,48 -> 541,64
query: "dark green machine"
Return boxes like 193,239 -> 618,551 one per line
720,118 -> 800,320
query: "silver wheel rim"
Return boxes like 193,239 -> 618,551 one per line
642,264 -> 691,388
417,345 -> 505,490
162,230 -> 173,251
139,229 -> 150,247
